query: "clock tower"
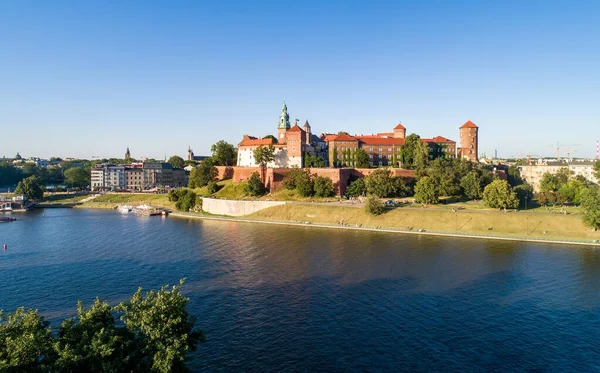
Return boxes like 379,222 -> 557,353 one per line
277,101 -> 291,144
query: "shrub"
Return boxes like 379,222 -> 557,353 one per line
245,172 -> 266,196
174,189 -> 197,212
414,176 -> 439,204
365,196 -> 385,215
313,176 -> 333,197
207,181 -> 219,194
346,178 -> 366,198
483,180 -> 518,209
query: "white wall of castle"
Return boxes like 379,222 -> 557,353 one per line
237,147 -> 290,168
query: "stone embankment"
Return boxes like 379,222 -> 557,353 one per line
200,197 -> 286,217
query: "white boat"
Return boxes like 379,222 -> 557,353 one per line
117,205 -> 133,213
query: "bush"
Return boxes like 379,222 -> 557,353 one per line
207,181 -> 219,194
0,280 -> 204,373
346,178 -> 367,198
365,195 -> 385,215
414,176 -> 439,204
174,189 -> 197,212
483,180 -> 518,209
366,169 -> 396,198
245,172 -> 266,196
313,176 -> 333,197
294,171 -> 314,197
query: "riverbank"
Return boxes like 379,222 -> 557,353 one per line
168,204 -> 600,247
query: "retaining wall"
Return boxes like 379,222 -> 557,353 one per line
201,197 -> 286,217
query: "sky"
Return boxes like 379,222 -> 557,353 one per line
1,0 -> 599,160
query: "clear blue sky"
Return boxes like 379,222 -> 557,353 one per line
1,0 -> 599,160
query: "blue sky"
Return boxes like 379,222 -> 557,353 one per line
1,1 -> 599,160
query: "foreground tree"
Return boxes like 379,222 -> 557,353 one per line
366,169 -> 396,198
365,195 -> 385,215
211,140 -> 238,166
483,180 -> 519,209
14,175 -> 44,200
414,176 -> 439,204
345,178 -> 366,198
245,171 -> 266,196
253,145 -> 275,168
167,155 -> 185,169
188,158 -> 217,188
355,148 -> 370,168
460,170 -> 484,200
0,280 -> 204,373
168,189 -> 198,212
581,185 -> 600,230
313,176 -> 334,197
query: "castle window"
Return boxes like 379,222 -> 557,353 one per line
379,147 -> 382,151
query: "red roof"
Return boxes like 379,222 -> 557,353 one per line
332,133 -> 358,141
460,120 -> 478,129
377,132 -> 394,138
239,136 -> 274,147
322,134 -> 338,142
287,124 -> 303,132
356,137 -> 404,145
431,136 -> 455,143
394,123 -> 406,130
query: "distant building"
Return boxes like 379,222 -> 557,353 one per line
519,160 -> 599,192
187,146 -> 209,162
125,147 -> 131,160
125,165 -> 144,190
172,168 -> 189,187
142,162 -> 173,188
92,162 -> 176,190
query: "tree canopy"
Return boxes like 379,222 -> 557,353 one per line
0,280 -> 204,373
355,148 -> 370,168
64,167 -> 90,189
581,185 -> 600,230
253,145 -> 275,168
414,176 -> 439,204
188,158 -> 217,188
210,140 -> 238,166
167,155 -> 185,169
14,175 -> 44,200
313,175 -> 334,197
401,134 -> 429,170
483,180 -> 519,209
245,171 -> 266,196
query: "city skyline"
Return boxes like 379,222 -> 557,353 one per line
1,1 -> 599,159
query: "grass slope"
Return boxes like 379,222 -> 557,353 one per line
250,204 -> 600,241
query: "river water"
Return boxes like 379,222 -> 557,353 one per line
1,208 -> 599,372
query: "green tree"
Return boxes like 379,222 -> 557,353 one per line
401,134 -> 430,170
263,135 -> 278,144
426,158 -> 462,196
253,145 -> 275,168
211,140 -> 238,166
414,176 -> 439,204
245,171 -> 266,196
365,195 -> 385,215
513,183 -> 534,208
0,281 -> 204,373
558,178 -> 588,204
0,162 -> 23,187
594,160 -> 600,181
507,165 -> 523,187
167,155 -> 185,169
581,185 -> 600,230
175,189 -> 197,212
188,158 -> 217,188
346,178 -> 366,197
0,307 -> 55,371
355,148 -> 369,168
295,171 -> 314,197
304,154 -> 325,168
366,169 -> 397,198
14,175 -> 44,200
207,181 -> 219,194
314,176 -> 334,197
460,170 -> 483,200
64,167 -> 90,189
483,180 -> 519,209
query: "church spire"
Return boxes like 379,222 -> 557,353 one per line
278,101 -> 290,129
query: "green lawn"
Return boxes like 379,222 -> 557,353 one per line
89,193 -> 175,209
250,204 -> 600,242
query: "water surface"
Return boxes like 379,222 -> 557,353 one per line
1,209 -> 599,371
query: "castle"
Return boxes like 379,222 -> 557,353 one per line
236,102 -> 478,168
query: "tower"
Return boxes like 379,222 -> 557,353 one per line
303,120 -> 312,144
393,123 -> 406,139
459,120 -> 478,161
277,101 -> 291,143
125,147 -> 131,160
187,146 -> 194,161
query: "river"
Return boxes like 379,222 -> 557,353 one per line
1,208 -> 600,371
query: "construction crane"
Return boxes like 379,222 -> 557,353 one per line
548,142 -> 581,160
